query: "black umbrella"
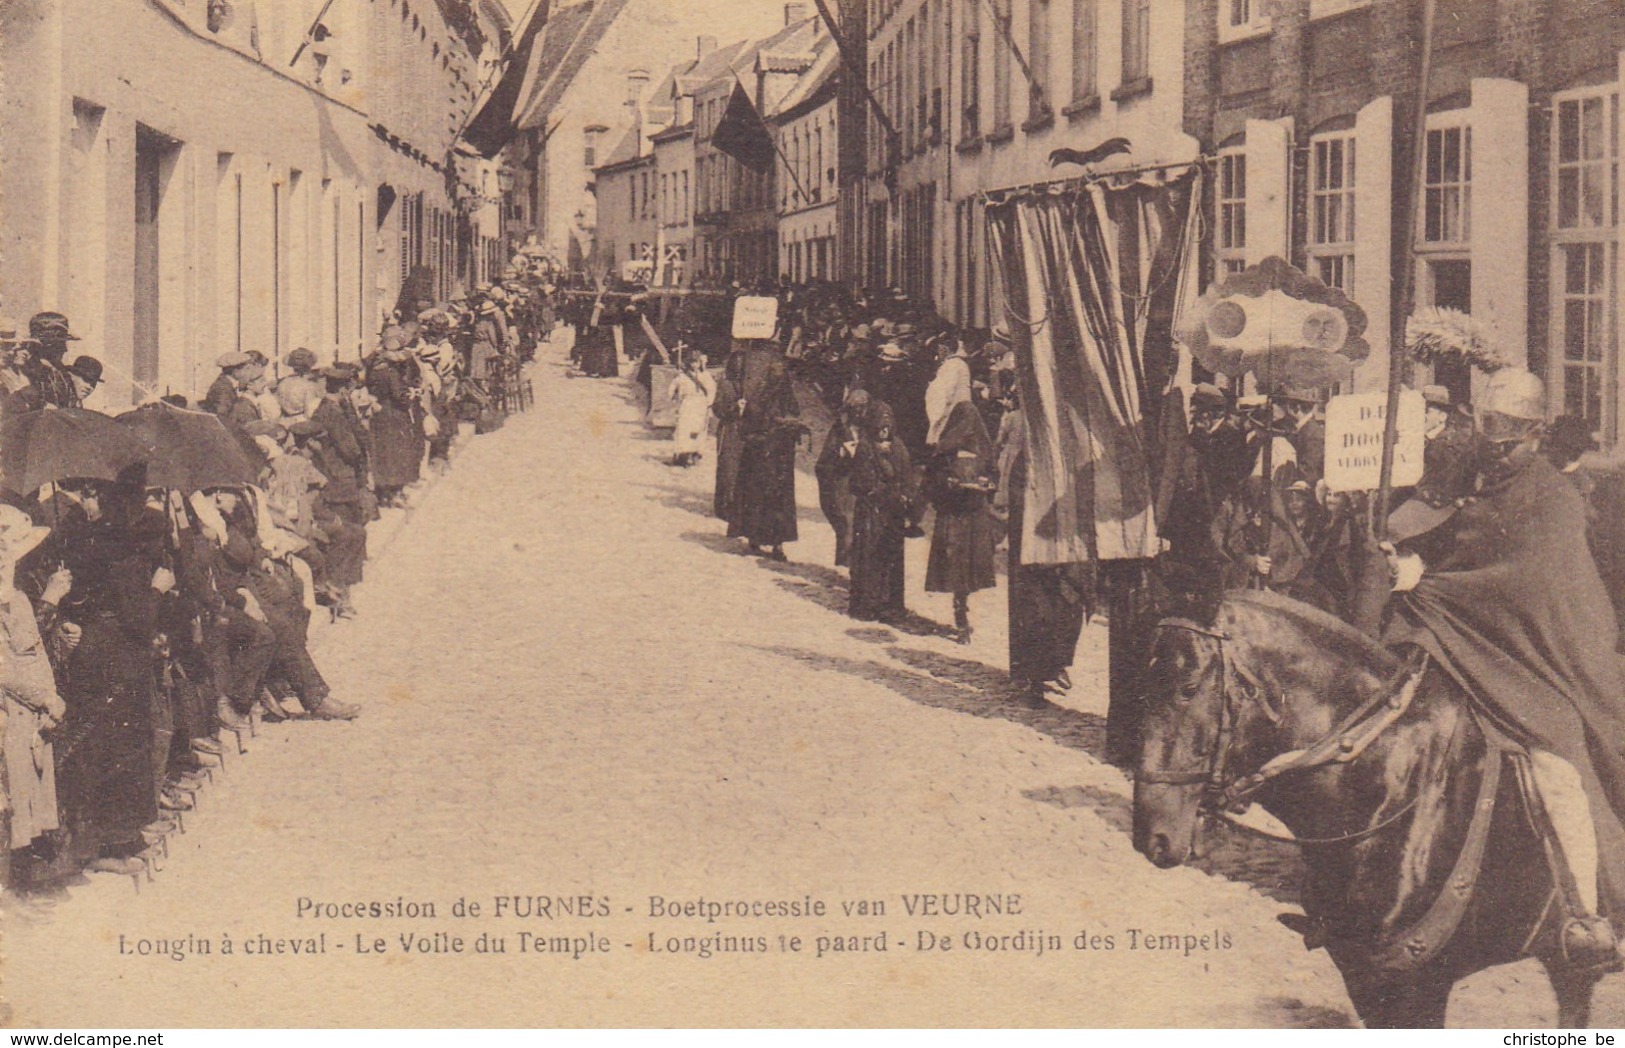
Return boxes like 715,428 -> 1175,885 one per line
115,401 -> 257,492
0,407 -> 152,494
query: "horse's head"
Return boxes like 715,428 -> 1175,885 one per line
1132,613 -> 1233,869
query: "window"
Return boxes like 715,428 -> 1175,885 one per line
1551,90 -> 1621,442
1556,93 -> 1618,231
1309,133 -> 1356,291
1216,149 -> 1247,277
1423,122 -> 1471,244
1071,0 -> 1097,102
991,0 -> 1011,130
584,127 -> 604,168
1028,0 -> 1052,121
1556,242 -> 1616,438
962,0 -> 981,138
1121,0 -> 1150,83
1219,0 -> 1270,42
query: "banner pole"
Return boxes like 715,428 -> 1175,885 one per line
1375,0 -> 1436,537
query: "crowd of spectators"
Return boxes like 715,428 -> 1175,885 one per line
0,263 -> 553,891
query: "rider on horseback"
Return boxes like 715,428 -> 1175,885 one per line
1381,369 -> 1625,971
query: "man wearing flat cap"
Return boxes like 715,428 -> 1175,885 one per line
1277,385 -> 1327,485
205,351 -> 256,417
24,311 -> 82,408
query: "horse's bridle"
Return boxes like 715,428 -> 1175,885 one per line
1138,614 -> 1426,827
1135,617 -> 1252,809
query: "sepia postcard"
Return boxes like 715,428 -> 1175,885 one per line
3,0 -> 1625,1031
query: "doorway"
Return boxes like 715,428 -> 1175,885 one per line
134,126 -> 180,399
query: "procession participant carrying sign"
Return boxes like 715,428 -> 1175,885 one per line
731,296 -> 779,341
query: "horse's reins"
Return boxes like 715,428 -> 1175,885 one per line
1142,616 -> 1426,847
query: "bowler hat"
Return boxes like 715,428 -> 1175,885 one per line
287,347 -> 319,371
66,356 -> 104,386
29,311 -> 80,341
1190,383 -> 1227,409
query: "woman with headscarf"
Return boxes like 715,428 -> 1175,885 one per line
848,397 -> 917,623
366,327 -> 426,507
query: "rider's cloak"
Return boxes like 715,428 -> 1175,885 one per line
1391,451 -> 1625,919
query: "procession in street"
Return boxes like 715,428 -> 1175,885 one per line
8,0 -> 1625,1032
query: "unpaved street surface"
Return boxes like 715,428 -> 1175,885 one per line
4,345 -> 1620,1027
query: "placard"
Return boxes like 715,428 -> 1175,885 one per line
1323,388 -> 1426,493
731,295 -> 779,340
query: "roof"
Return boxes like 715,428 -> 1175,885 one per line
768,33 -> 838,120
599,124 -> 643,167
594,142 -> 656,175
649,122 -> 694,143
648,58 -> 692,109
757,51 -> 816,74
514,0 -> 632,132
673,38 -> 754,99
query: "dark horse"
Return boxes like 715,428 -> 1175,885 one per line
1133,588 -> 1602,1028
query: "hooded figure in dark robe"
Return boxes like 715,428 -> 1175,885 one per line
712,345 -> 748,532
1386,370 -> 1625,968
815,389 -> 867,567
848,398 -> 917,622
924,400 -> 998,642
730,342 -> 802,558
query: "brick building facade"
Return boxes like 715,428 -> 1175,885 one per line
1184,0 -> 1625,452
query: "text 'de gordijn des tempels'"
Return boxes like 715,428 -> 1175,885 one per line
112,892 -> 1237,962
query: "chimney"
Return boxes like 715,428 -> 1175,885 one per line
697,36 -> 717,60
784,3 -> 809,25
626,68 -> 651,105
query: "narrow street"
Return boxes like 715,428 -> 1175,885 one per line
2,346 -> 1613,1028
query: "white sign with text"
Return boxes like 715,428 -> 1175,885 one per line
1323,389 -> 1426,493
731,296 -> 779,340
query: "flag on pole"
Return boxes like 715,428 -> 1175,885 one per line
712,81 -> 776,173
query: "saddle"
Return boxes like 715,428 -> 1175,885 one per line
1279,667 -> 1599,974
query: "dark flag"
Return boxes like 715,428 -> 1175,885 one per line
712,81 -> 776,173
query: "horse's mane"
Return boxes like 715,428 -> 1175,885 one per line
1221,588 -> 1404,678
